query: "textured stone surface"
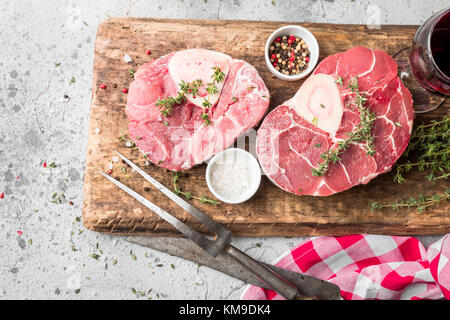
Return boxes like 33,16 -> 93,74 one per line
0,0 -> 447,300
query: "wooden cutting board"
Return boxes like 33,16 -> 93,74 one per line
82,18 -> 449,236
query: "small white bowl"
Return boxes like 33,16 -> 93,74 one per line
265,25 -> 319,81
206,148 -> 261,204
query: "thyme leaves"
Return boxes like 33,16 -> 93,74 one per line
155,66 -> 226,125
211,66 -> 225,83
155,79 -> 201,117
173,172 -> 219,205
312,77 -> 376,177
51,190 -> 65,204
369,190 -> 450,213
394,117 -> 449,184
156,94 -> 186,117
368,107 -> 449,213
90,253 -> 100,260
200,67 -> 226,125
206,82 -> 219,95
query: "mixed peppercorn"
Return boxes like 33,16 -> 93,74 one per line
269,34 -> 310,76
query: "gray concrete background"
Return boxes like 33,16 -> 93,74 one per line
1,0 -> 449,300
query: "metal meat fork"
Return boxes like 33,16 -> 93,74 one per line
99,150 -> 336,300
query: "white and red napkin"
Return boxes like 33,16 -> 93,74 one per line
241,234 -> 450,300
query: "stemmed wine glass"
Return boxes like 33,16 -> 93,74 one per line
394,7 -> 450,113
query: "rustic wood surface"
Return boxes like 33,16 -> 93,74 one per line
82,18 -> 449,236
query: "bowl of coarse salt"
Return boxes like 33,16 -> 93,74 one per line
206,148 -> 261,204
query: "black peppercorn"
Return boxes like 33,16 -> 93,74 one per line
269,34 -> 310,76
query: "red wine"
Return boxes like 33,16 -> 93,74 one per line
431,11 -> 450,78
409,8 -> 450,95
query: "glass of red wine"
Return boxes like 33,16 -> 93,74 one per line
394,7 -> 450,113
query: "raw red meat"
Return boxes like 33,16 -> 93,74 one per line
126,49 -> 270,171
257,47 -> 414,196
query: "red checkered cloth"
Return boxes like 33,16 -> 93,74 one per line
241,234 -> 450,300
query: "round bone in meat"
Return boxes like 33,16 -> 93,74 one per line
288,73 -> 344,136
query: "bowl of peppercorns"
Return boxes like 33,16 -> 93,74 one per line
265,25 -> 319,81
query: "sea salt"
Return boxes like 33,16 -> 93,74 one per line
123,53 -> 132,63
209,151 -> 256,201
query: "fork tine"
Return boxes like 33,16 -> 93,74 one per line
98,170 -> 215,252
114,150 -> 231,238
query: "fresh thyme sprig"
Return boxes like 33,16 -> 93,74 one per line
369,189 -> 450,213
173,172 -> 220,205
201,111 -> 211,125
155,67 -> 226,124
118,134 -> 138,149
211,66 -> 225,83
156,93 -> 186,117
346,76 -> 359,92
200,67 -> 226,125
394,117 -> 449,183
206,82 -> 219,95
180,79 -> 203,97
312,77 -> 376,176
156,80 -> 202,117
51,190 -> 65,204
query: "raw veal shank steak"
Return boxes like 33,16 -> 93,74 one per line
126,49 -> 270,171
257,47 -> 414,196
